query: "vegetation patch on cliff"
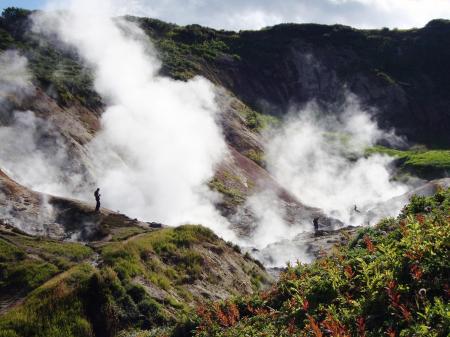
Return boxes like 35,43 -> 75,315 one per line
367,145 -> 450,178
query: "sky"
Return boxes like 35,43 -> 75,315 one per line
1,0 -> 450,31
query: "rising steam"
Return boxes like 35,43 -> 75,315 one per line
0,50 -> 32,100
233,97 -> 413,267
265,97 -> 410,226
33,0 -> 236,240
0,50 -> 81,197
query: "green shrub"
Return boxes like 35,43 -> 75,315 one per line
244,149 -> 266,167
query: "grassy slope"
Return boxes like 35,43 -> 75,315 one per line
190,189 -> 450,337
0,225 -> 269,337
0,264 -> 96,337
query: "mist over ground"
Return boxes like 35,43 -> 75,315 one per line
235,97 -> 413,266
265,97 -> 410,226
0,0 -> 419,266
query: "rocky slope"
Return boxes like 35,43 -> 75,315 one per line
0,168 -> 153,240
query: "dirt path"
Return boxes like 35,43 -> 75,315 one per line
123,231 -> 151,243
0,291 -> 26,316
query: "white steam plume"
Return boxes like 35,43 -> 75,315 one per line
265,96 -> 410,226
0,110 -> 86,197
241,189 -> 312,267
34,0 -> 236,240
0,50 -> 81,197
0,50 -> 33,103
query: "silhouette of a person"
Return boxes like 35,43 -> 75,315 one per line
94,188 -> 101,212
354,205 -> 361,213
313,217 -> 320,233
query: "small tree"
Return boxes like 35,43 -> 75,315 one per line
1,7 -> 30,22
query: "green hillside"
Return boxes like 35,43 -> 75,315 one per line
0,225 -> 270,337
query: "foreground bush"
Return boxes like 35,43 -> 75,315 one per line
192,189 -> 450,337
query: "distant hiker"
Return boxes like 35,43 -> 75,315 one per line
313,217 -> 320,234
94,188 -> 101,212
354,205 -> 361,213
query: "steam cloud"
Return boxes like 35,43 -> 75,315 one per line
241,189 -> 313,267
0,50 -> 82,236
265,97 -> 410,226
0,50 -> 86,198
0,50 -> 32,102
234,96 -> 412,267
0,110 -> 86,198
34,0 -> 236,240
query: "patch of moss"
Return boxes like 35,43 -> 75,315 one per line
244,149 -> 266,167
404,150 -> 450,168
238,105 -> 279,133
101,226 -> 217,289
0,259 -> 59,291
0,232 -> 93,292
208,178 -> 245,205
110,226 -> 147,242
16,237 -> 93,262
0,238 -> 25,262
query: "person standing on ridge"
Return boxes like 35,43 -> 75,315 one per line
313,217 -> 320,234
94,188 -> 101,212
